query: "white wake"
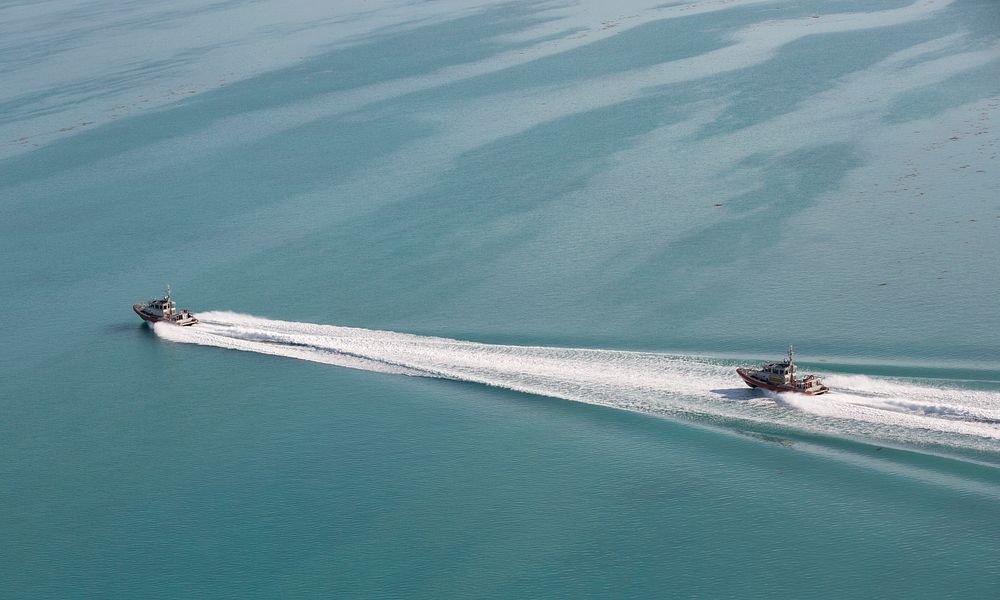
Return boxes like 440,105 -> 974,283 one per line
154,311 -> 1000,452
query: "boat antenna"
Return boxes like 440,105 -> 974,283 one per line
788,344 -> 794,363
166,284 -> 172,299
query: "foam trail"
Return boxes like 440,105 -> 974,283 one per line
154,312 -> 1000,452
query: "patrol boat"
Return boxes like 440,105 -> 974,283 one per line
736,346 -> 829,395
133,286 -> 198,326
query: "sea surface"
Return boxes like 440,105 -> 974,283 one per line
2,0 -> 1000,597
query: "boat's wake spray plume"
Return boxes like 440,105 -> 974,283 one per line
154,312 -> 1000,452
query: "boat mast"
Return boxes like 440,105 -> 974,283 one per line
788,345 -> 795,383
165,284 -> 174,318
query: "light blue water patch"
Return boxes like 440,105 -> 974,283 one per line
0,3 -> 552,186
684,20 -> 947,140
210,90 -> 700,325
884,60 -> 1000,124
370,0 -> 918,107
2,113 -> 434,291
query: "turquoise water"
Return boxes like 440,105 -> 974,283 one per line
3,0 -> 1000,597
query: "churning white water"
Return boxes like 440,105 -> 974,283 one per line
155,311 -> 1000,452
